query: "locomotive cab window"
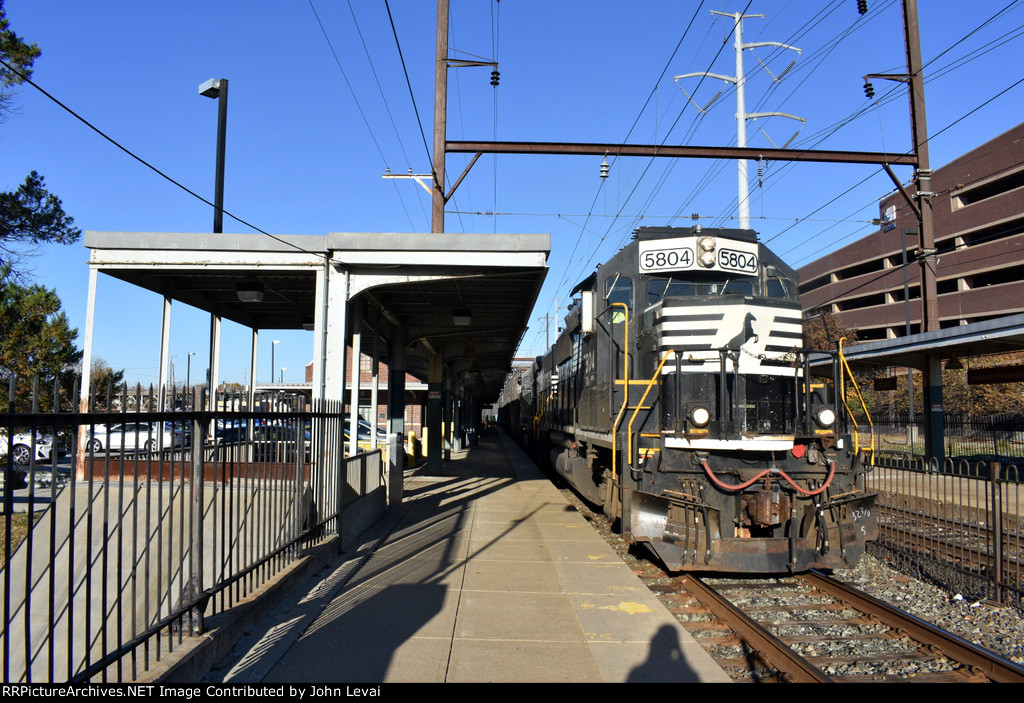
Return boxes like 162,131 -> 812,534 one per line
605,276 -> 632,323
646,275 -> 756,304
765,273 -> 796,301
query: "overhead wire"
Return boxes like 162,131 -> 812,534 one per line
309,0 -> 422,229
809,219 -> 1024,313
525,0 -> 738,356
383,0 -> 434,172
558,0 -> 743,297
529,1 -> 1024,351
0,56 -> 329,259
763,3 -> 1024,256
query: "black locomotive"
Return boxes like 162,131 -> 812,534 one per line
499,225 -> 878,573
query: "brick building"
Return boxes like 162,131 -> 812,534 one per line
798,122 -> 1024,340
304,347 -> 426,435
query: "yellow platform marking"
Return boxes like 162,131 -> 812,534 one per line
579,601 -> 653,615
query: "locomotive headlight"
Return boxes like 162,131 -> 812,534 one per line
697,236 -> 716,252
698,250 -> 716,268
813,406 -> 836,429
689,406 -> 712,428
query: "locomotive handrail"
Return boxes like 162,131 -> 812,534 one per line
837,337 -> 875,463
627,350 -> 674,469
533,389 -> 555,436
609,302 -> 631,484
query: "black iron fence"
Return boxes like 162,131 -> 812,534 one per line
873,412 -> 1024,462
866,455 -> 1024,611
1,375 -> 381,682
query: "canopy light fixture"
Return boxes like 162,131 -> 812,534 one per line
453,308 -> 471,326
236,281 -> 264,303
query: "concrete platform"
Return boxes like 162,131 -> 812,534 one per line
202,429 -> 731,684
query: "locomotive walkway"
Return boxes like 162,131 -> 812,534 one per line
191,428 -> 731,684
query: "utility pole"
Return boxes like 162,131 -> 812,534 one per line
902,0 -> 937,334
675,11 -> 803,230
537,313 -> 555,350
902,0 -> 942,463
866,0 -> 940,461
432,0 -> 449,233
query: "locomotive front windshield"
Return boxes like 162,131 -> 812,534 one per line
646,272 -> 796,305
646,276 -> 754,303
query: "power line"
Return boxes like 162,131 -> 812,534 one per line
308,0 -> 421,230
383,0 -> 434,170
0,56 -> 327,259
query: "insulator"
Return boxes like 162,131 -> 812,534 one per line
490,69 -> 500,86
863,80 -> 875,99
857,0 -> 868,15
599,156 -> 609,180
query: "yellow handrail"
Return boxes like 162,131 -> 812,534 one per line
837,337 -> 875,462
627,351 -> 673,464
610,302 -> 630,483
533,388 -> 555,437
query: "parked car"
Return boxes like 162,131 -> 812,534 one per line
0,429 -> 62,467
85,422 -> 177,454
342,417 -> 387,456
343,415 -> 387,444
207,422 -> 311,463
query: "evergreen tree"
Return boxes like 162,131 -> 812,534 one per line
0,0 -> 40,120
0,0 -> 83,408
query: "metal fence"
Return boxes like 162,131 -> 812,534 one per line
866,455 -> 1024,611
874,412 -> 1024,462
1,376 -> 381,683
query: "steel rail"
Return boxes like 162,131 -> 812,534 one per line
679,574 -> 832,683
876,513 -> 1024,573
802,570 -> 1024,683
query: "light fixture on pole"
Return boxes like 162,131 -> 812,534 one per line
199,78 -> 228,234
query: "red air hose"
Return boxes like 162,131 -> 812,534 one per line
700,458 -> 837,496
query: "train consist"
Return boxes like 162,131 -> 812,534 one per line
499,226 -> 878,573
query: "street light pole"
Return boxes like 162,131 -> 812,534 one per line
199,78 -> 228,234
271,340 -> 280,384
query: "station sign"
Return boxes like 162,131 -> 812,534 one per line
968,365 -> 1024,385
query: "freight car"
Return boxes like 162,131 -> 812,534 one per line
500,225 -> 878,573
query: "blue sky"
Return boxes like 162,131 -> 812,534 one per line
3,0 -> 1023,387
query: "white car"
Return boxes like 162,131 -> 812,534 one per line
86,422 -> 176,454
1,429 -> 61,467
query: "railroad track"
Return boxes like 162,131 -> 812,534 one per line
659,570 -> 1024,682
557,485 -> 1024,682
877,504 -> 1023,572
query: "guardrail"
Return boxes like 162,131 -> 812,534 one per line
1,376 -> 379,682
866,454 -> 1023,611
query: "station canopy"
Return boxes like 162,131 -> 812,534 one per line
84,231 -> 550,402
